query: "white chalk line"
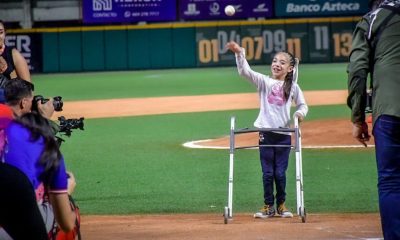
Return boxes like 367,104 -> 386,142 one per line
182,139 -> 375,150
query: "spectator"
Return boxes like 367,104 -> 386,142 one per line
0,163 -> 49,240
1,78 -> 78,238
4,112 -> 77,235
0,20 -> 31,103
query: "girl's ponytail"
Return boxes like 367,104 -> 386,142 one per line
293,58 -> 299,83
283,52 -> 296,101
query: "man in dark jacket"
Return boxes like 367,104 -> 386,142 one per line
347,0 -> 400,239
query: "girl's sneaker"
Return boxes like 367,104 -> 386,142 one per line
277,203 -> 293,218
254,205 -> 275,218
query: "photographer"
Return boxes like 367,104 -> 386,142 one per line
3,78 -> 54,119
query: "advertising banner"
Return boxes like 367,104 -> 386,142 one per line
83,0 -> 176,24
6,33 -> 42,73
275,0 -> 368,17
180,0 -> 273,21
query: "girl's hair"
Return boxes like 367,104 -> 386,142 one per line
277,51 -> 296,102
16,112 -> 62,183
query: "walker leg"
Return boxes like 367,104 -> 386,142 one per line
224,116 -> 235,224
224,206 -> 229,224
295,116 -> 306,223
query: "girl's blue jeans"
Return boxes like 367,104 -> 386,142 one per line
258,131 -> 291,207
373,114 -> 400,240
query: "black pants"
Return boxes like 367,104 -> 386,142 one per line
0,163 -> 48,240
259,131 -> 291,206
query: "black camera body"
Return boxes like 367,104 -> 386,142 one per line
56,116 -> 85,146
29,94 -> 84,145
32,95 -> 63,112
58,116 -> 84,136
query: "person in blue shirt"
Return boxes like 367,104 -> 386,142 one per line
1,112 -> 77,238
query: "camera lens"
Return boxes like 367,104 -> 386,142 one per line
53,96 -> 63,112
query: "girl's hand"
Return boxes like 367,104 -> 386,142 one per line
294,112 -> 304,122
225,41 -> 242,53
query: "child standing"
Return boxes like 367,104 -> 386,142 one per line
226,41 -> 308,218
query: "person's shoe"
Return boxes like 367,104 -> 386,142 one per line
277,203 -> 293,218
254,205 -> 275,218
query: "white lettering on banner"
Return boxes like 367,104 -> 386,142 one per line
287,3 -> 320,13
115,0 -> 161,2
5,35 -> 32,70
5,35 -> 31,55
93,12 -> 117,17
286,2 -> 360,13
322,3 -> 360,12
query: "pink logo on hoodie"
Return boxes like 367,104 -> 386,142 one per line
267,83 -> 285,106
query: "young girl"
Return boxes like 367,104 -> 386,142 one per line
226,41 -> 308,218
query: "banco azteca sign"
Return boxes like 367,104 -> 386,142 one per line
275,0 -> 369,17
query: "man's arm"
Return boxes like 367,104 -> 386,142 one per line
347,21 -> 371,123
347,20 -> 371,146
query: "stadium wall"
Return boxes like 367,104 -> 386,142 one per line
7,17 -> 360,73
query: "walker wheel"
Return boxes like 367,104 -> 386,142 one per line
299,207 -> 306,223
224,206 -> 229,224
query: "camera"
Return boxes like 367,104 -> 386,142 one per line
32,95 -> 63,112
56,116 -> 85,146
58,116 -> 84,137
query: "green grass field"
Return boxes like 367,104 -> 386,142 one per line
33,63 -> 347,100
32,63 -> 379,215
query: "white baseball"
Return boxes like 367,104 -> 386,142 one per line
224,5 -> 235,16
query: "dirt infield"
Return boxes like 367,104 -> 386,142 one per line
185,118 -> 374,149
68,90 -> 381,239
81,213 -> 382,240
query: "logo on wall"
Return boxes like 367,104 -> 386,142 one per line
93,0 -> 112,11
254,3 -> 269,12
209,2 -> 220,16
184,3 -> 200,16
234,4 -> 243,13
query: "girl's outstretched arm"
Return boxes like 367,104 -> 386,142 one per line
226,41 -> 265,88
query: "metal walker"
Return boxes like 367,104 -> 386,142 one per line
223,116 -> 306,223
